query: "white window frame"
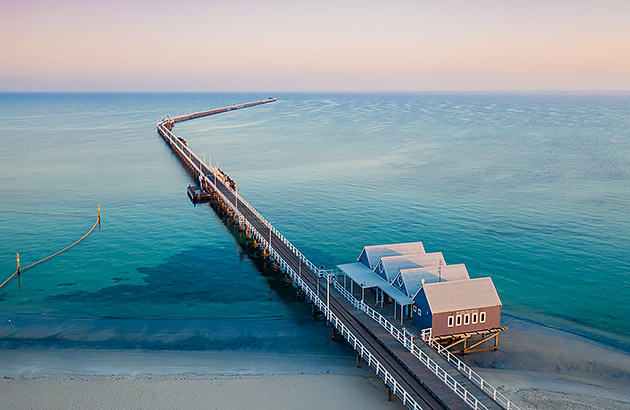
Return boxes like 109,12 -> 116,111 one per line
472,312 -> 478,324
456,315 -> 462,326
464,313 -> 470,325
447,316 -> 454,327
480,311 -> 486,323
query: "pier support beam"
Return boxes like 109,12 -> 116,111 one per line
311,305 -> 324,320
331,327 -> 342,341
356,352 -> 361,368
296,288 -> 306,302
17,253 -> 21,289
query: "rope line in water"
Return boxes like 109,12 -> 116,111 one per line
0,210 -> 100,290
0,210 -> 97,218
0,272 -> 17,289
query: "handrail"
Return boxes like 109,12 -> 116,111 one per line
332,275 -> 520,410
420,331 -> 518,410
157,102 -> 520,410
157,120 -> 425,410
331,279 -> 488,410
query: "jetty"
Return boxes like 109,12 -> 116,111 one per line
157,99 -> 520,410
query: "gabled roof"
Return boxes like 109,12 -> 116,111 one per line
376,252 -> 445,283
421,277 -> 501,314
358,242 -> 425,269
394,264 -> 470,298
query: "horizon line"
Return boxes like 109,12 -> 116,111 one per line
2,90 -> 630,94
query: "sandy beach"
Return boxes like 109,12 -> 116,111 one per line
0,350 -> 404,410
1,317 -> 629,410
469,317 -> 630,410
0,374 -> 404,410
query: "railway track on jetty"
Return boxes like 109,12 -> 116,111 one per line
157,98 -> 517,410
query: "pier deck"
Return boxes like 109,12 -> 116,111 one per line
156,99 -> 518,410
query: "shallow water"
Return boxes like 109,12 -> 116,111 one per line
1,92 -> 629,353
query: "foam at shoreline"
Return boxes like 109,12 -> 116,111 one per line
1,315 -> 629,409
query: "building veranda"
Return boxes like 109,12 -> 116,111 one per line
338,241 -> 507,354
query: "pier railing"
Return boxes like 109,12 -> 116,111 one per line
332,279 -> 490,410
334,278 -> 520,410
157,119 -> 425,410
420,330 -> 518,410
158,101 -> 520,410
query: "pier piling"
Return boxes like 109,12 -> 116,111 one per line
156,98 -> 517,410
17,253 -> 21,289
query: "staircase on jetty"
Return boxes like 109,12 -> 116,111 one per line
156,99 -> 520,410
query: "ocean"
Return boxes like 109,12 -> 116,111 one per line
1,92 -> 629,355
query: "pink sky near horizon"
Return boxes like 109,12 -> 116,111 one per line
1,0 -> 629,92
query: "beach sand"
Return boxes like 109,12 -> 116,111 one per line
0,374 -> 403,410
467,317 -> 630,410
1,318 -> 629,410
0,349 -> 405,410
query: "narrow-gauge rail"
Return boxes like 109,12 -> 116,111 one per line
157,99 -> 517,410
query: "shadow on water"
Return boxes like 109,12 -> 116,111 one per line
47,201 -> 314,317
5,199 -> 350,353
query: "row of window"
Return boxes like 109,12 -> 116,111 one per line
447,311 -> 486,327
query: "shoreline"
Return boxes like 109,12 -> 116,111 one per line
0,349 -> 365,379
0,374 -> 404,410
0,349 -> 406,410
465,316 -> 630,409
1,315 -> 629,409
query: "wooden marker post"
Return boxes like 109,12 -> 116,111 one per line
17,253 -> 21,289
98,204 -> 101,230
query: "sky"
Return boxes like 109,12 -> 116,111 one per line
1,0 -> 629,92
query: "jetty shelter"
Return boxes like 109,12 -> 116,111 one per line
391,263 -> 470,299
337,261 -> 413,321
358,242 -> 425,270
339,241 -> 505,352
411,277 -> 501,337
374,253 -> 446,283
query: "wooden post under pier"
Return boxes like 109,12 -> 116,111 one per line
17,253 -> 21,289
155,99 -> 515,410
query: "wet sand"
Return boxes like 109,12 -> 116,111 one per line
467,317 -> 630,410
0,349 -> 406,410
1,317 -> 629,410
0,374 -> 404,410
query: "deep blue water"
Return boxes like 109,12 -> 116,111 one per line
1,92 -> 629,353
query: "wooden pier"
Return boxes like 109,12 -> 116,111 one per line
157,99 -> 520,410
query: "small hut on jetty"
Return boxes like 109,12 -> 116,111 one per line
338,241 -> 506,354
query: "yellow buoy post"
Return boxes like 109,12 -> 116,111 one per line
17,253 -> 21,289
98,204 -> 101,230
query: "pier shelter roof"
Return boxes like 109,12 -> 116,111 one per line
358,242 -> 425,270
422,277 -> 501,314
393,264 -> 470,298
338,262 -> 413,305
375,252 -> 446,283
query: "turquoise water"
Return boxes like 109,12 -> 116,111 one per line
1,92 -> 629,353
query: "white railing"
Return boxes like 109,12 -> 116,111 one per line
420,331 -> 518,410
159,106 -> 520,410
332,276 -> 520,410
158,120 -> 425,410
331,279 -> 488,410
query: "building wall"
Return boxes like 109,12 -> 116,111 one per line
393,274 -> 407,296
411,293 -> 433,330
431,305 -> 501,337
374,262 -> 388,281
358,250 -> 369,268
